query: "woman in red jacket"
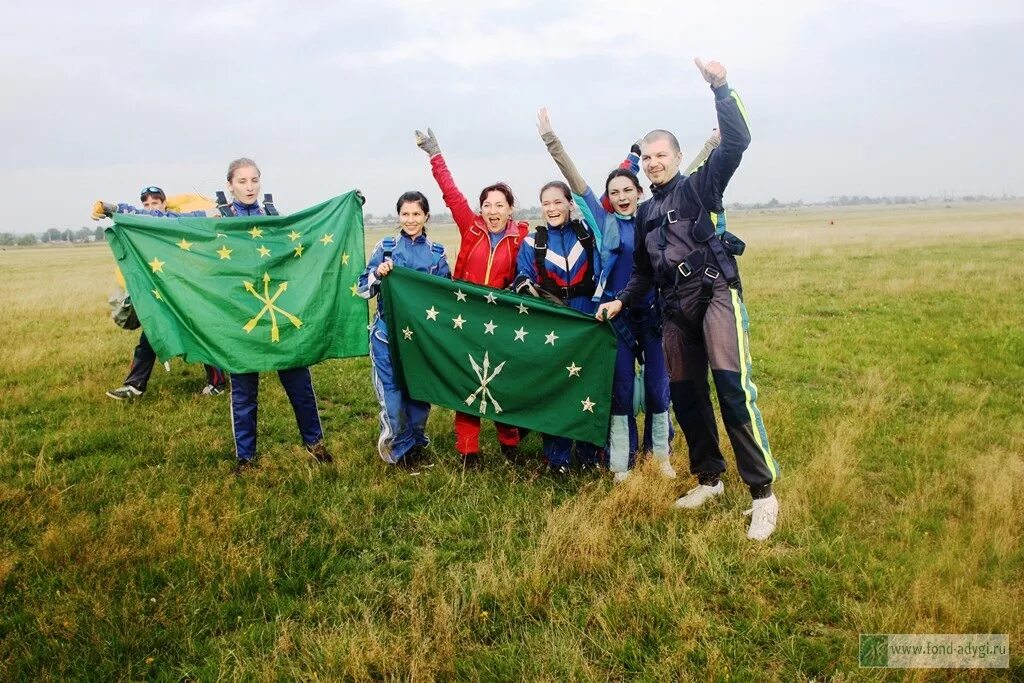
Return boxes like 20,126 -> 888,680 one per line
415,127 -> 528,470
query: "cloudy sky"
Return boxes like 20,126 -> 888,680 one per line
2,0 -> 1022,232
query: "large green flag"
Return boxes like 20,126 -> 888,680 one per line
381,267 -> 616,444
106,192 -> 368,373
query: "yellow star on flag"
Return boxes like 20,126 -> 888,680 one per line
248,226 -> 263,239
177,238 -> 192,251
320,233 -> 334,246
257,245 -> 271,258
149,257 -> 165,273
341,252 -> 350,265
288,230 -> 301,242
152,289 -> 162,300
349,283 -> 358,296
217,245 -> 233,260
294,244 -> 304,258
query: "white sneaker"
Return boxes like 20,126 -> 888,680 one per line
613,471 -> 630,484
744,494 -> 779,541
673,481 -> 724,509
658,459 -> 677,479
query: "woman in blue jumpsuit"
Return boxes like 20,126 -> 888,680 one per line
357,191 -> 451,468
221,158 -> 332,473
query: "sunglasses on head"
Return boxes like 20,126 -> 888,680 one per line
140,186 -> 164,196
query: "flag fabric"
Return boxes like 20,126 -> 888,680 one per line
106,191 -> 369,373
381,267 -> 617,444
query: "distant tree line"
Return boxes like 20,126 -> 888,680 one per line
1,226 -> 105,246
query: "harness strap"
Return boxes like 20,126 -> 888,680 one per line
262,193 -> 279,216
608,316 -> 644,363
533,225 -> 549,288
215,191 -> 234,217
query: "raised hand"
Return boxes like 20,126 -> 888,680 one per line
91,201 -> 116,220
694,58 -> 727,88
415,128 -> 441,156
537,107 -> 554,137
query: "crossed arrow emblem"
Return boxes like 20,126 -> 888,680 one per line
465,351 -> 506,414
243,272 -> 303,342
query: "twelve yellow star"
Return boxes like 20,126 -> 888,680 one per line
248,226 -> 263,239
177,238 -> 192,251
320,233 -> 334,246
152,289 -> 162,300
341,252 -> 350,265
294,244 -> 304,258
217,245 -> 233,260
288,230 -> 301,242
149,257 -> 165,273
257,245 -> 271,258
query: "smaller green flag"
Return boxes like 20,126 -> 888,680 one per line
106,192 -> 368,373
381,268 -> 617,444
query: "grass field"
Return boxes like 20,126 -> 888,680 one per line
1,202 -> 1022,680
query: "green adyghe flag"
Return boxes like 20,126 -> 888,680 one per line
381,267 -> 616,444
106,192 -> 368,373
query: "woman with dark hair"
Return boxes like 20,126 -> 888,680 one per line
514,180 -> 603,475
357,191 -> 451,469
220,158 -> 333,474
536,110 -> 719,482
414,128 -> 527,469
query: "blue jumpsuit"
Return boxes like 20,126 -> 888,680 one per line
357,231 -> 451,464
225,199 -> 325,463
576,190 -> 673,474
516,221 -> 601,469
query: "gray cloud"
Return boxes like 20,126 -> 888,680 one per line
1,0 -> 1021,232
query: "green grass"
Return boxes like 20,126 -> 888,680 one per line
1,203 -> 1022,680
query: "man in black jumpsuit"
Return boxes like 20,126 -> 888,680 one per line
596,58 -> 781,541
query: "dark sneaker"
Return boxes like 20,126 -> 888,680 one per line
200,384 -> 225,396
462,453 -> 483,470
500,444 -> 522,464
232,458 -> 257,475
106,385 -> 143,400
306,441 -> 334,464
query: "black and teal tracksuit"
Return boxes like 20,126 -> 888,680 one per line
617,82 -> 779,493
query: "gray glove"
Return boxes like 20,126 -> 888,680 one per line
415,128 -> 441,156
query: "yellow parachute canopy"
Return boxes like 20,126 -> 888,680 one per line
165,193 -> 216,214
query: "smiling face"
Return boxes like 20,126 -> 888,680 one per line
398,200 -> 428,238
227,165 -> 262,205
540,186 -> 571,227
607,176 -> 641,216
480,190 -> 513,233
641,136 -> 683,186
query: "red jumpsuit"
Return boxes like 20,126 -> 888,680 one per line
428,153 -> 528,456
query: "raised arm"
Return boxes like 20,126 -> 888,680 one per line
683,129 -> 721,175
688,59 -> 751,211
415,128 -> 478,234
537,108 -> 589,197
